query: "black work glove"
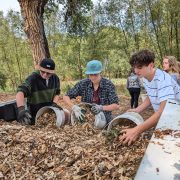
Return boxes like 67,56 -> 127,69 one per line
17,106 -> 32,125
52,102 -> 63,110
91,104 -> 103,115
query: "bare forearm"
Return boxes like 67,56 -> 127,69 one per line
120,101 -> 167,145
102,103 -> 119,111
136,100 -> 167,133
135,96 -> 151,113
136,111 -> 162,133
16,92 -> 25,107
53,95 -> 60,104
63,95 -> 74,109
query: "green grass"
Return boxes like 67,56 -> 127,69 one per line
111,78 -> 129,96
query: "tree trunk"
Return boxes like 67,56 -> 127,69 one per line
147,0 -> 163,60
174,20 -> 179,60
128,0 -> 139,51
18,0 -> 50,67
77,37 -> 83,79
118,18 -> 130,58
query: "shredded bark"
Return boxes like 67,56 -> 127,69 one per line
154,129 -> 180,139
0,94 -> 154,179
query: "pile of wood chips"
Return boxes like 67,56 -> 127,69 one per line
74,103 -> 95,124
0,113 -> 152,180
107,119 -> 137,142
36,110 -> 57,129
154,129 -> 180,139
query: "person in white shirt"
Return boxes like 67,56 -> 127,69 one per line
120,49 -> 180,145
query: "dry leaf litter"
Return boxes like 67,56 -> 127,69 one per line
0,95 -> 154,179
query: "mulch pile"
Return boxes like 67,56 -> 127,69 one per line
154,129 -> 180,139
36,110 -> 57,129
0,94 -> 154,179
0,120 -> 151,179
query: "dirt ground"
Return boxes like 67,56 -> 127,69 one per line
0,93 -> 154,180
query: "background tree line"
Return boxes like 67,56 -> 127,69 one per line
0,0 -> 179,92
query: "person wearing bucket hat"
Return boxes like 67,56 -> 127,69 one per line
16,58 -> 68,125
120,49 -> 180,145
63,60 -> 119,125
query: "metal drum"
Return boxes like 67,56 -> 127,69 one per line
107,112 -> 144,131
35,106 -> 68,128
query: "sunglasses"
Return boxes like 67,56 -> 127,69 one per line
40,70 -> 52,75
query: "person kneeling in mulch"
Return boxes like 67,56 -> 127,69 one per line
16,58 -> 69,125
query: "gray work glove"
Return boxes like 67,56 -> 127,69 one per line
52,102 -> 63,111
72,105 -> 86,123
94,112 -> 107,129
17,106 -> 32,125
91,104 -> 103,115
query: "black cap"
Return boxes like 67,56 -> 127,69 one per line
39,58 -> 55,73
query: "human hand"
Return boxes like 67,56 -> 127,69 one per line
91,104 -> 103,114
17,106 -> 32,125
119,126 -> 140,146
52,102 -> 63,110
72,105 -> 85,123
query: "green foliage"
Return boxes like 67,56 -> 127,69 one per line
105,128 -> 120,142
0,11 -> 33,92
112,78 -> 129,96
61,81 -> 76,94
0,71 -> 7,90
0,0 -> 180,92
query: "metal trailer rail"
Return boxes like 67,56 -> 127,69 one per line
135,99 -> 180,180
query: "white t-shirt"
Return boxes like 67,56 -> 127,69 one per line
143,68 -> 180,111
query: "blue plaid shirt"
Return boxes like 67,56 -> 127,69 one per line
66,77 -> 119,122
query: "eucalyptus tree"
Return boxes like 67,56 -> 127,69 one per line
18,0 -> 93,67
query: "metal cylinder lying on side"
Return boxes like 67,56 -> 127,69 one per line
107,112 -> 144,131
35,106 -> 69,128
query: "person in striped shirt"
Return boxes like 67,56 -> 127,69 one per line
120,49 -> 180,145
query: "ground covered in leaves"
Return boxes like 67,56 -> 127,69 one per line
0,93 -> 154,180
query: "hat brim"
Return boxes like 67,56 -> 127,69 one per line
39,66 -> 55,74
85,70 -> 101,75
